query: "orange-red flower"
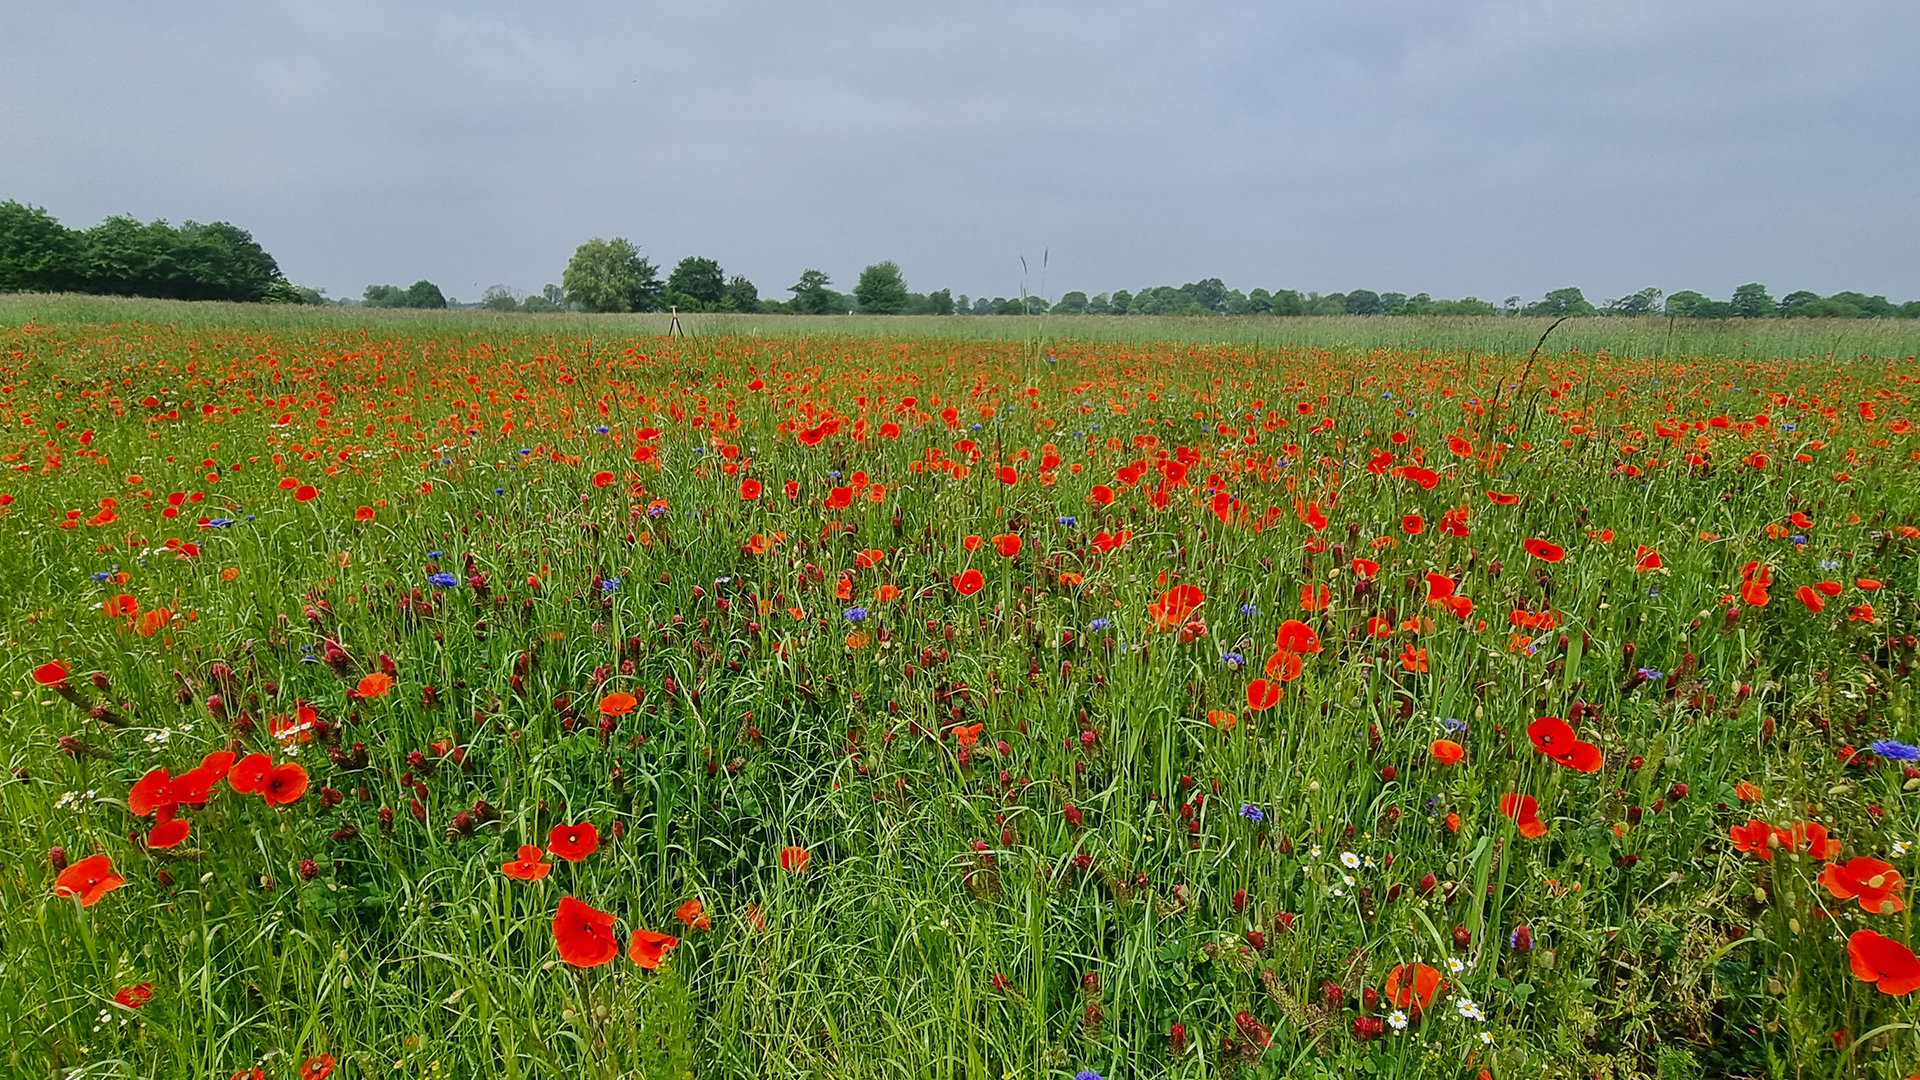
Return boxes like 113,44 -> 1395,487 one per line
353,672 -> 394,698
553,895 -> 619,967
260,762 -> 309,806
1633,545 -> 1662,572
951,568 -> 985,595
548,822 -> 600,862
1821,857 -> 1906,915
227,752 -> 272,794
31,660 -> 69,686
1263,650 -> 1304,682
1245,679 -> 1281,711
1729,819 -> 1775,859
628,927 -> 680,969
1795,584 -> 1825,612
298,1055 -> 336,1080
1522,537 -> 1565,562
1148,584 -> 1204,630
1849,929 -> 1920,995
1500,793 -> 1547,838
53,853 -> 125,906
1275,619 -> 1322,654
675,897 -> 711,930
1429,739 -> 1464,765
738,477 -> 762,499
992,533 -> 1021,558
1526,716 -> 1603,772
353,505 -> 375,521
1383,962 -> 1442,1009
598,691 -> 638,716
502,844 -> 552,880
779,845 -> 811,872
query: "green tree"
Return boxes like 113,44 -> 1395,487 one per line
481,285 -> 520,312
1665,291 -> 1730,318
789,269 -> 837,315
1270,290 -> 1304,316
1109,290 -> 1132,315
362,284 -> 406,307
1086,293 -> 1111,314
1730,283 -> 1774,318
667,257 -> 727,310
854,261 -> 910,314
406,280 -> 448,309
1345,289 -> 1383,316
1604,287 -> 1664,316
519,292 -> 562,313
0,200 -> 81,293
563,237 -> 662,313
924,287 -> 954,316
1522,287 -> 1596,317
722,275 -> 760,313
1054,291 -> 1089,314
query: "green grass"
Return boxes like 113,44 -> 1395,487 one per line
1,298 -> 1918,1079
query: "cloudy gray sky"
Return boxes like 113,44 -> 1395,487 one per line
4,0 -> 1915,305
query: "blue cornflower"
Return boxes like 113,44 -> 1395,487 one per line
428,572 -> 458,588
1076,1072 -> 1102,1080
1782,423 -> 1797,432
428,550 -> 445,559
1240,602 -> 1258,617
1221,652 -> 1245,669
601,577 -> 620,591
647,504 -> 666,517
1241,803 -> 1265,823
596,425 -> 609,434
1089,617 -> 1113,632
208,517 -> 235,527
1872,739 -> 1920,761
845,607 -> 868,622
1790,534 -> 1808,545
494,487 -> 505,495
1637,667 -> 1665,681
519,448 -> 532,455
970,422 -> 983,430
1441,717 -> 1468,733
1057,515 -> 1077,526
91,570 -> 113,581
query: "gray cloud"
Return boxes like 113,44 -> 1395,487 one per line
3,0 -> 1914,304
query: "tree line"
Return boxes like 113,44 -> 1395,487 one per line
6,206 -> 1917,320
0,200 -> 300,302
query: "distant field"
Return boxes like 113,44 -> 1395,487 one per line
4,292 -> 1919,360
3,295 -> 1920,1079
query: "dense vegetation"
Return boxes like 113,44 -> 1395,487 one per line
4,301 -> 1920,1079
0,201 -> 298,304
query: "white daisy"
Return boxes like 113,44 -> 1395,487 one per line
1388,1011 -> 1408,1030
1341,851 -> 1362,869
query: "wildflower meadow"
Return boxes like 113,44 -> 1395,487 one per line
7,301 -> 1920,1079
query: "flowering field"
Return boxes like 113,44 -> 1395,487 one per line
5,310 -> 1920,1080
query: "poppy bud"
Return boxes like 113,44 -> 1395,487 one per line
1233,888 -> 1248,912
1362,987 -> 1379,1011
1386,883 -> 1402,902
1379,765 -> 1397,782
1452,925 -> 1472,949
1616,853 -> 1640,868
91,671 -> 110,691
1668,782 -> 1688,801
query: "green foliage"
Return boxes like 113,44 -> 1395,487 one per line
481,285 -> 521,312
789,269 -> 838,315
0,200 -> 82,292
363,280 -> 448,309
853,261 -> 910,314
564,237 -> 663,313
1054,290 -> 1089,314
721,275 -> 760,313
1345,289 -> 1384,316
0,204 -> 287,302
1730,282 -> 1775,318
667,257 -> 728,311
1605,288 -> 1665,317
1522,287 -> 1598,317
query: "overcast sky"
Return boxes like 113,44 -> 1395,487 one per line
4,0 -> 1915,305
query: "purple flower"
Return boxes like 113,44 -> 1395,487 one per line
1872,739 -> 1920,761
1241,803 -> 1265,823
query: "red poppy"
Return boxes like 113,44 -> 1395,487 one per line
1245,679 -> 1281,711
1351,557 -> 1380,577
227,752 -> 272,794
298,1056 -> 335,1080
103,593 -> 138,617
1821,857 -> 1906,915
1148,584 -> 1204,629
992,533 -> 1021,558
1814,579 -> 1843,597
114,982 -> 155,1008
779,845 -> 811,872
1399,465 -> 1440,489
1486,490 -> 1519,504
1848,929 -> 1920,995
31,660 -> 69,686
1522,537 -> 1565,562
739,477 -> 762,499
997,466 -> 1018,484
1729,819 -> 1775,859
1366,616 -> 1393,637
951,568 -> 985,595
592,470 -> 615,487
1775,821 -> 1842,859
548,822 -> 600,862
129,766 -> 177,816
1402,513 -> 1425,535
147,817 -> 191,848
53,853 -> 126,906
552,895 -> 620,967
1499,794 -> 1547,838
1298,582 -> 1330,611
962,534 -> 983,551
1399,643 -> 1429,673
628,927 -> 681,969
261,762 -> 309,806
675,897 -> 711,930
1633,545 -> 1662,572
1795,584 -> 1825,613
1525,716 -> 1604,772
598,691 -> 638,716
354,672 -> 394,698
1383,962 -> 1442,1009
502,844 -> 552,880
1274,619 -> 1322,654
1264,650 -> 1304,682
1429,739 -> 1464,765
294,484 -> 319,502
353,505 -> 375,522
